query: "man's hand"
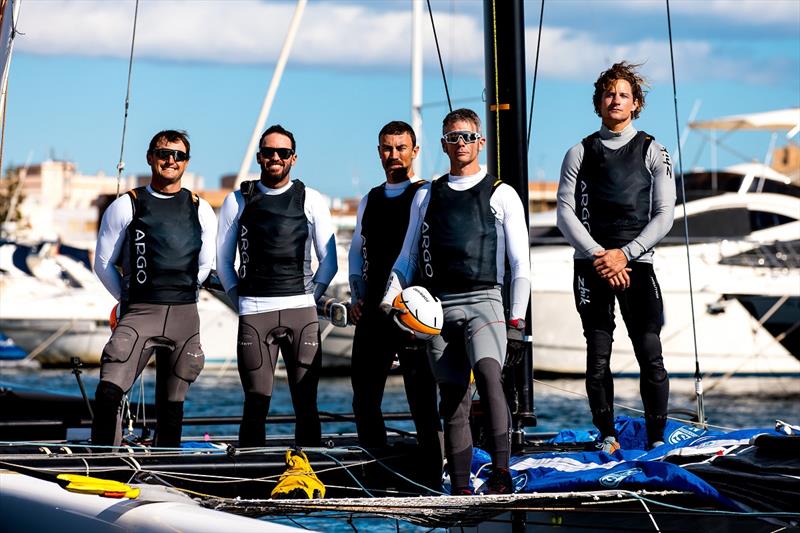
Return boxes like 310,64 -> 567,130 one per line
379,302 -> 417,338
505,318 -> 527,367
607,268 -> 632,290
593,249 -> 628,279
350,300 -> 363,324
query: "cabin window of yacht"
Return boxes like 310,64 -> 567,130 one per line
746,178 -> 800,198
665,208 -> 795,244
666,207 -> 751,242
749,211 -> 795,232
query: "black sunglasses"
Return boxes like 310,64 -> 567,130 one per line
151,148 -> 189,162
259,147 -> 295,159
442,131 -> 482,144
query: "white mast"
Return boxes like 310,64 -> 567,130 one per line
235,0 -> 307,188
411,0 -> 423,177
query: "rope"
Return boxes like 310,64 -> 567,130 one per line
489,0 -> 501,178
665,0 -> 705,429
115,0 -> 140,197
526,0 -> 544,150
425,0 -> 452,112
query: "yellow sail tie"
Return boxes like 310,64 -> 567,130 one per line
270,449 -> 326,500
57,474 -> 140,499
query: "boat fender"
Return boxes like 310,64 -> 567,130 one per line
56,473 -> 140,499
270,449 -> 326,500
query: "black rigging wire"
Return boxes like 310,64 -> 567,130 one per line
665,0 -> 705,427
115,0 -> 140,197
526,0 -> 545,150
425,0 -> 452,112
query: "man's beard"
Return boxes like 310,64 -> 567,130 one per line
261,162 -> 291,184
386,164 -> 409,181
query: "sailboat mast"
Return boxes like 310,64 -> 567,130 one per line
411,0 -> 423,177
235,0 -> 307,188
483,0 -> 536,438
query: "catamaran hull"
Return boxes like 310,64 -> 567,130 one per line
0,470 -> 305,532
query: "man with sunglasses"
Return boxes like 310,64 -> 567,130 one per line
557,62 -> 674,453
381,109 -> 530,495
92,129 -> 217,447
348,120 -> 443,490
217,124 -> 337,448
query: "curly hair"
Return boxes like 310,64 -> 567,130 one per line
592,62 -> 648,120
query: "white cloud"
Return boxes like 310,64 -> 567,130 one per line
13,0 -> 789,84
618,0 -> 800,27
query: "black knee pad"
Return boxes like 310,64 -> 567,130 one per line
586,330 -> 613,358
95,381 -> 124,409
438,384 -> 471,423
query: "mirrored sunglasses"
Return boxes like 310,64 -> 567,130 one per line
442,131 -> 482,144
152,148 -> 189,162
259,147 -> 295,159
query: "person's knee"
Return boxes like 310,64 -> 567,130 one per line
585,330 -> 613,357
635,332 -> 667,382
438,384 -> 470,422
474,358 -> 502,382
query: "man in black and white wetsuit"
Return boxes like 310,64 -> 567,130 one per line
217,124 -> 337,447
349,121 -> 442,489
382,109 -> 530,495
557,62 -> 675,452
93,129 -> 217,447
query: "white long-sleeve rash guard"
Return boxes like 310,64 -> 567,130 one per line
216,180 -> 338,315
381,170 -> 531,320
93,185 -> 217,301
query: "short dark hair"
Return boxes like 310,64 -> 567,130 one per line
148,130 -> 190,157
378,121 -> 416,147
593,61 -> 648,120
442,108 -> 481,133
260,124 -> 296,151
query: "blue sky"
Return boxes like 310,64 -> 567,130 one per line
3,0 -> 799,199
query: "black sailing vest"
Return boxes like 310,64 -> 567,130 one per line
360,180 -> 427,307
237,180 -> 308,297
575,130 -> 654,249
125,187 -> 202,305
420,174 -> 499,294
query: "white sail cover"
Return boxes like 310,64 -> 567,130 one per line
689,108 -> 800,137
